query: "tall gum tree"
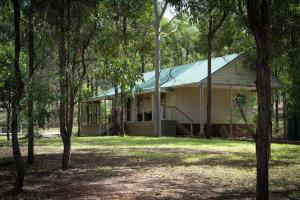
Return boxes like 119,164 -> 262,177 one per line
26,0 -> 35,164
55,0 -> 97,169
204,2 -> 229,139
11,0 -> 25,193
153,0 -> 168,137
58,0 -> 70,169
167,0 -> 232,138
247,0 -> 271,199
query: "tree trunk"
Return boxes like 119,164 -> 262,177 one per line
255,57 -> 271,200
95,78 -> 99,96
154,18 -> 161,137
186,42 -> 189,63
11,0 -> 25,193
153,0 -> 165,137
141,52 -> 145,73
6,104 -> 11,141
87,75 -> 91,93
206,21 -> 212,139
275,89 -> 279,133
58,0 -> 71,170
113,85 -> 119,134
91,76 -> 95,96
27,0 -> 35,164
77,101 -> 81,136
62,93 -> 74,169
119,99 -> 125,136
61,135 -> 71,169
67,93 -> 75,135
247,0 -> 271,199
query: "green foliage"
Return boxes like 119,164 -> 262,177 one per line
162,14 -> 200,66
0,0 -> 298,135
0,43 -> 27,108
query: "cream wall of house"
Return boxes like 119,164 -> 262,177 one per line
129,86 -> 256,124
174,86 -> 256,124
174,87 -> 200,123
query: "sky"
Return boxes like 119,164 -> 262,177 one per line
164,5 -> 176,20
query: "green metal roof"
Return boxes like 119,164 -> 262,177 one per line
87,53 -> 240,101
160,53 -> 239,88
137,53 -> 240,90
87,53 -> 282,101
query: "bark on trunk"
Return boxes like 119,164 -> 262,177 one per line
62,135 -> 71,169
11,0 -> 25,193
119,101 -> 125,136
153,0 -> 167,137
247,0 -> 271,199
204,11 -> 227,139
154,17 -> 161,137
6,105 -> 11,141
186,42 -> 189,63
77,101 -> 81,136
91,76 -> 95,96
206,30 -> 212,139
113,85 -> 119,134
58,0 -> 71,170
275,90 -> 279,133
141,52 -> 145,73
67,93 -> 75,135
27,1 -> 35,164
274,67 -> 279,134
95,78 -> 99,96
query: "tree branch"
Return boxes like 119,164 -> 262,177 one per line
160,6 -> 189,33
236,101 -> 257,138
237,0 -> 248,26
34,48 -> 53,71
159,1 -> 168,21
211,10 -> 227,36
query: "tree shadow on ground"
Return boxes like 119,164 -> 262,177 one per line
0,146 -> 299,199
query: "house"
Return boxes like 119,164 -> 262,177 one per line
80,53 -> 282,137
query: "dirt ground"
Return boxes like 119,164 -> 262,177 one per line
0,137 -> 299,200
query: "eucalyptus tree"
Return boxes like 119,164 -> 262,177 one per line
0,44 -> 14,141
193,0 -> 232,139
132,3 -> 155,73
269,0 -> 300,125
46,0 -> 99,169
97,0 -> 147,134
168,0 -> 233,138
26,0 -> 35,164
285,2 -> 300,117
24,0 -> 55,163
246,1 -> 272,198
153,0 -> 168,137
11,0 -> 25,193
0,1 -> 15,141
162,14 -> 199,66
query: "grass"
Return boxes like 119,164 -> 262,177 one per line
0,135 -> 300,199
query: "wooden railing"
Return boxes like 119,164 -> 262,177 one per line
164,106 -> 194,135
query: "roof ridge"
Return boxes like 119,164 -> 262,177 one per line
142,53 -> 240,75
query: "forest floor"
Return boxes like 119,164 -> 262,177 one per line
0,136 -> 300,200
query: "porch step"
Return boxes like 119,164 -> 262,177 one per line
176,122 -> 191,136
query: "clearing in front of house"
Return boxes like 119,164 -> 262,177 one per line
0,136 -> 299,199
